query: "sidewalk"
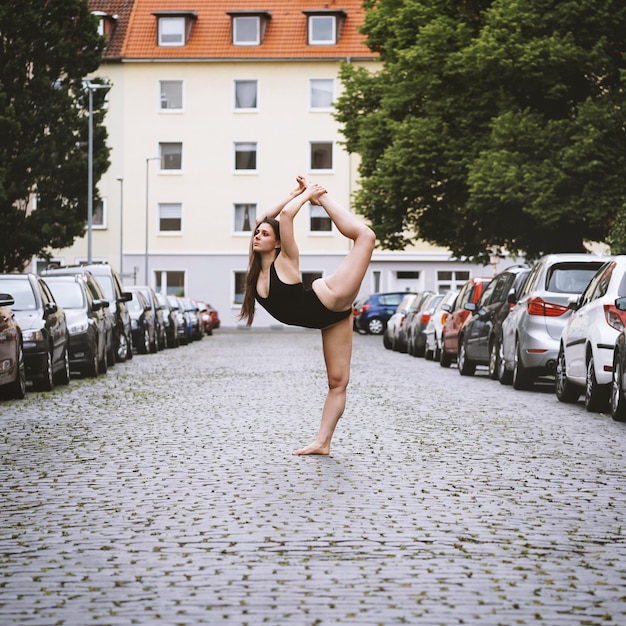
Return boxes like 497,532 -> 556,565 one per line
1,329 -> 625,625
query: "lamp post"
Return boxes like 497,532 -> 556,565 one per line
116,176 -> 124,276
145,156 -> 160,285
83,80 -> 110,263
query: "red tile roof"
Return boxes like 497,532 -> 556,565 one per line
117,0 -> 378,60
90,0 -> 135,60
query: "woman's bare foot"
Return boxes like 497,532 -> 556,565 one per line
292,441 -> 330,456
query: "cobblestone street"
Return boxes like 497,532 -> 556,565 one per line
1,329 -> 625,625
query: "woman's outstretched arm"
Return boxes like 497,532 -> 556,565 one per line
260,176 -> 307,222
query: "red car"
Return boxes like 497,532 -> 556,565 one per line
440,276 -> 491,367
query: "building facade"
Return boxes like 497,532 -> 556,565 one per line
50,0 -> 503,327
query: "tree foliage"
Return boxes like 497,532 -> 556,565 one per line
335,0 -> 626,261
0,0 -> 108,272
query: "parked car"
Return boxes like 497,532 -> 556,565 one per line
168,295 -> 190,345
206,303 -> 220,330
127,289 -> 157,354
0,274 -> 70,391
382,292 -> 419,350
456,265 -> 530,378
44,274 -> 109,377
440,277 -> 491,367
394,292 -> 433,353
407,292 -> 444,357
424,290 -> 459,362
354,291 -> 415,335
0,293 -> 26,400
555,256 -> 626,411
132,286 -> 166,350
41,266 -> 117,366
500,253 -> 606,390
196,300 -> 214,335
178,297 -> 202,341
156,291 -> 179,348
610,312 -> 626,422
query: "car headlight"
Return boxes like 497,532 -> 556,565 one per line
22,329 -> 43,342
69,321 -> 89,335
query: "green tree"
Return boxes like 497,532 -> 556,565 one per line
335,0 -> 626,261
0,0 -> 108,272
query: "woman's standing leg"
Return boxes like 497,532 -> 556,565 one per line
293,315 -> 353,456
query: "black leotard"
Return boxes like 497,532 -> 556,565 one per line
255,262 -> 352,329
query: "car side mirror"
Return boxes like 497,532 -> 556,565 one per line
0,293 -> 15,307
102,300 -> 110,308
44,302 -> 58,315
144,304 -> 151,312
567,294 -> 579,310
119,291 -> 132,303
464,302 -> 476,312
92,299 -> 104,311
615,296 -> 626,311
441,303 -> 451,313
506,290 -> 517,304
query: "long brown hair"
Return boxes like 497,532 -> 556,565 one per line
239,218 -> 280,326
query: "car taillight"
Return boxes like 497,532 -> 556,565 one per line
527,297 -> 568,317
421,312 -> 432,323
604,304 -> 626,332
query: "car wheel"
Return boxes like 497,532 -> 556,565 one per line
367,317 -> 385,335
116,331 -> 129,362
488,340 -> 499,380
512,338 -> 533,390
106,336 -> 116,367
585,355 -> 609,413
611,353 -> 626,422
415,337 -> 426,358
85,344 -> 99,377
425,346 -> 434,361
37,348 -> 54,392
149,331 -> 158,353
3,342 -> 26,399
439,340 -> 452,368
126,333 -> 134,360
55,345 -> 71,386
554,345 -> 580,403
383,330 -> 392,350
497,339 -> 512,385
139,329 -> 150,354
458,340 -> 476,376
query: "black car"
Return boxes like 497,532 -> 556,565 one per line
41,265 -> 121,365
127,288 -> 157,354
0,274 -> 70,391
44,274 -> 109,377
133,286 -> 166,350
156,291 -> 179,348
0,293 -> 26,400
457,265 -> 531,378
168,295 -> 189,345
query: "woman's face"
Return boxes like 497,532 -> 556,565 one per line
253,222 -> 279,253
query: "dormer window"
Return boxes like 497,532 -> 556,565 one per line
227,11 -> 271,46
153,11 -> 198,47
303,10 -> 347,45
92,10 -> 117,43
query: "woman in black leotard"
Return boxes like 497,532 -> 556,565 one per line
240,176 -> 375,455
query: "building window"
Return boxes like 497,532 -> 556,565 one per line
310,203 -> 331,232
233,16 -> 259,45
234,204 -> 257,232
160,80 -> 183,110
159,203 -> 182,233
302,272 -> 323,289
234,80 -> 258,110
234,272 -> 247,305
158,17 -> 185,46
159,142 -> 182,170
437,270 -> 470,292
92,198 -> 106,229
308,15 -> 335,44
155,270 -> 185,296
310,79 -> 334,110
310,142 -> 333,170
235,142 -> 257,171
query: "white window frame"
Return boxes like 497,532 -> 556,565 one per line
309,141 -> 334,172
158,203 -> 182,234
233,16 -> 260,45
234,79 -> 258,111
159,80 -> 183,111
308,15 -> 336,45
234,203 -> 257,233
159,142 -> 183,172
309,78 -> 334,110
234,271 -> 247,306
92,197 -> 107,229
234,142 -> 257,173
158,17 -> 185,46
309,202 -> 332,233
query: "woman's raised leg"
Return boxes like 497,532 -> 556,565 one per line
293,315 -> 353,456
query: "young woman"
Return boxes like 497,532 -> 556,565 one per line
240,176 -> 376,455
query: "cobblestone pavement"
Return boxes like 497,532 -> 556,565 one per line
1,329 -> 626,626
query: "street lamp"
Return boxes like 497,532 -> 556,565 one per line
83,80 -> 110,263
145,156 -> 160,285
116,176 -> 124,275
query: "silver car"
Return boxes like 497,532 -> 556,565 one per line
500,253 -> 607,390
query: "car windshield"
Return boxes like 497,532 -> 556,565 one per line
0,278 -> 36,311
547,263 -> 605,293
46,281 -> 85,309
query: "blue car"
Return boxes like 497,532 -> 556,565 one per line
354,291 -> 415,335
